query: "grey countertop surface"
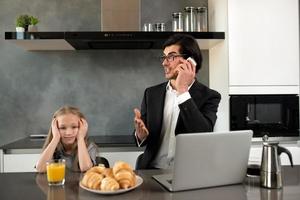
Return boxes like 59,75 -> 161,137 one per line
0,135 -> 140,152
0,166 -> 300,200
1,135 -> 299,153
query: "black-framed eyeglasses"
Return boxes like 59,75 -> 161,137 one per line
159,54 -> 186,63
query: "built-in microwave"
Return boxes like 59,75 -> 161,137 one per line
230,95 -> 299,138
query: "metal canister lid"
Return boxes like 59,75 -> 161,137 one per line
184,6 -> 195,11
154,23 -> 165,31
172,12 -> 182,17
197,7 -> 207,12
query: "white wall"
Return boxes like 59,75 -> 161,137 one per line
209,0 -> 229,131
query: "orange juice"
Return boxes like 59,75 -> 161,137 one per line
46,159 -> 65,185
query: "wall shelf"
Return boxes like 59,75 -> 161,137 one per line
5,31 -> 225,51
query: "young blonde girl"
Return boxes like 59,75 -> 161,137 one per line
36,106 -> 98,172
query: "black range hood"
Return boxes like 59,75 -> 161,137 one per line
65,32 -> 225,49
66,32 -> 162,49
5,31 -> 225,50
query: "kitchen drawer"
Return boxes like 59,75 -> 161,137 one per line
249,145 -> 300,166
2,150 -> 143,172
3,154 -> 40,172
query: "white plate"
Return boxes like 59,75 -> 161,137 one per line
79,175 -> 143,195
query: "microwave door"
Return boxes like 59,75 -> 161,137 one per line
246,104 -> 250,122
246,103 -> 260,125
230,95 -> 299,137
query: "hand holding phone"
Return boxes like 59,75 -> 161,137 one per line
187,57 -> 197,67
174,57 -> 197,94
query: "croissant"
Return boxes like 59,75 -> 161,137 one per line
81,162 -> 137,191
103,168 -> 114,178
81,171 -> 104,190
113,161 -> 136,189
86,165 -> 106,174
100,177 -> 120,191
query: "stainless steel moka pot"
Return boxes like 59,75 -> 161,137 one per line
260,135 -> 293,189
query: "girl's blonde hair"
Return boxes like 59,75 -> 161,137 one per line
43,105 -> 88,171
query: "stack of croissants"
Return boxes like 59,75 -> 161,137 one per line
81,161 -> 137,191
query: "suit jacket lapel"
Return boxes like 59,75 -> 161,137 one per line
189,80 -> 205,105
149,82 -> 167,139
175,80 -> 204,134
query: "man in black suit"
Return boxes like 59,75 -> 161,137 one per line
134,34 -> 221,169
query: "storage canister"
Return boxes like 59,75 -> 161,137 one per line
172,12 -> 183,32
154,23 -> 166,32
143,23 -> 153,31
184,7 -> 196,31
196,7 -> 208,32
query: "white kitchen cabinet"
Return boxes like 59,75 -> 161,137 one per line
0,149 -> 3,172
1,150 -> 143,173
2,145 -> 299,173
209,0 -> 299,130
3,154 -> 40,172
228,0 -> 299,94
249,144 -> 300,166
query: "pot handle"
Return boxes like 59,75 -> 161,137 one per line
278,146 -> 294,167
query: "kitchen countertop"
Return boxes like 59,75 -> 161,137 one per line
0,166 -> 299,200
1,135 -> 299,153
0,135 -> 142,153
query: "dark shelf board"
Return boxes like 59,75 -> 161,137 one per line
5,31 -> 225,50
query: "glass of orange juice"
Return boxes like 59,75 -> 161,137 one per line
46,159 -> 66,186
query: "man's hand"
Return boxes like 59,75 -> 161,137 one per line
175,57 -> 196,94
134,108 -> 149,141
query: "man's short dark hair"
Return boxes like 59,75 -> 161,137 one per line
162,34 -> 202,73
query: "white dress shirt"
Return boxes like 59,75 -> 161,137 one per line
150,81 -> 193,169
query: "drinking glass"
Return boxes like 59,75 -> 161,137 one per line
46,159 -> 66,186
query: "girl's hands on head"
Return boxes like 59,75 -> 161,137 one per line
51,118 -> 61,141
77,118 -> 88,140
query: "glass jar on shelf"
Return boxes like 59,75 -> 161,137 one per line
184,7 -> 196,32
143,23 -> 153,31
196,7 -> 208,32
154,23 -> 166,32
172,12 -> 183,32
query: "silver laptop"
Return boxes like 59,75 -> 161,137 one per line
152,130 -> 253,192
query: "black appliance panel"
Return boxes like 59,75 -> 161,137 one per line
230,95 -> 299,137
